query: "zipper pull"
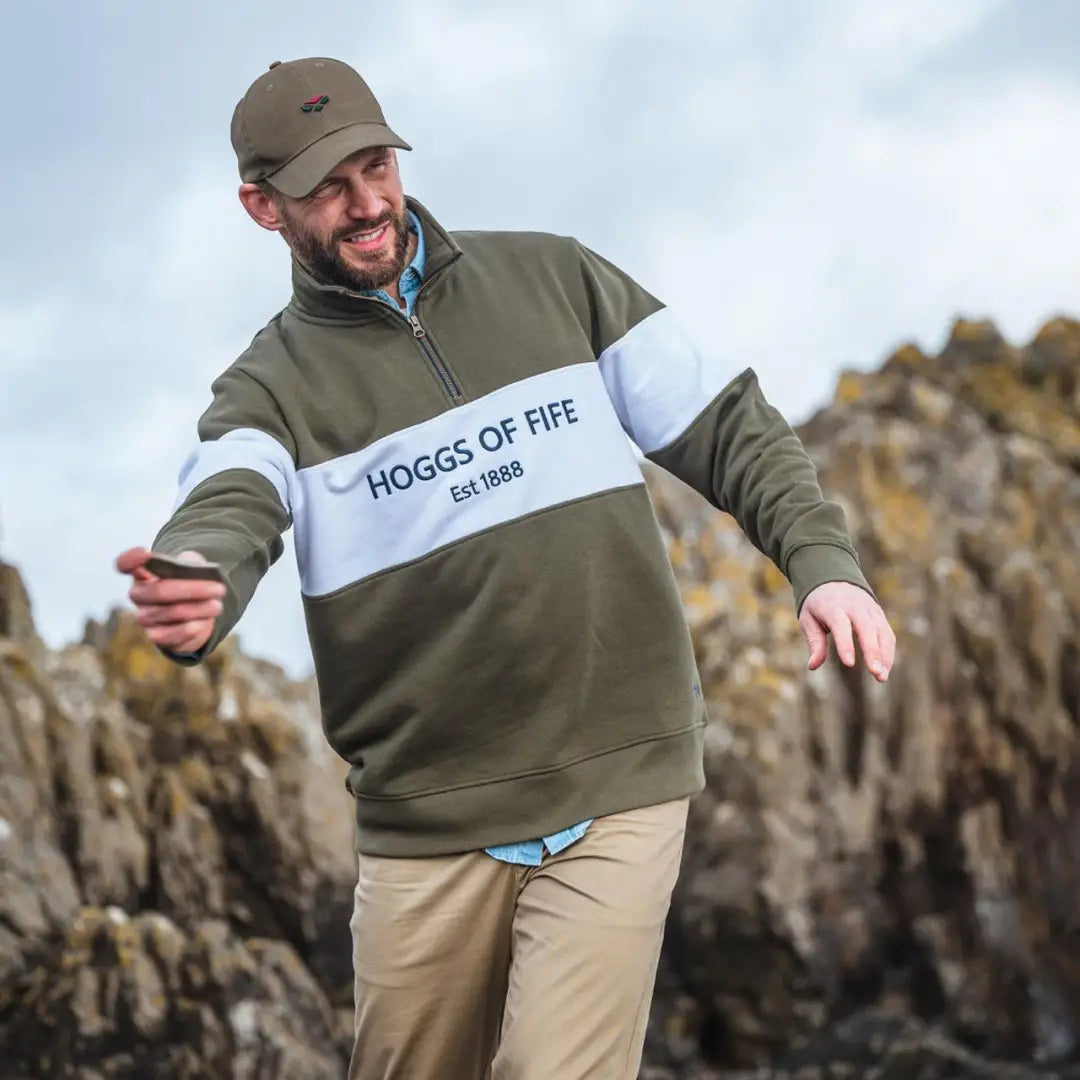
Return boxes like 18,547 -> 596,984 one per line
409,315 -> 426,338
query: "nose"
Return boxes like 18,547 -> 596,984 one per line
343,176 -> 384,221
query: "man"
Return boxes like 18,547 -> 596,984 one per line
116,57 -> 895,1080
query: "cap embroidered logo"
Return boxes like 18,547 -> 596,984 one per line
301,94 -> 330,113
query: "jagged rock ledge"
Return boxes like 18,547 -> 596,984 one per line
0,315 -> 1078,1078
0,590 -> 356,1077
643,316 -> 1080,1077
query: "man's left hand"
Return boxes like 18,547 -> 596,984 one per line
799,582 -> 896,682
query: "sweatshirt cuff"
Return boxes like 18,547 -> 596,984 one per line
159,648 -> 204,666
786,543 -> 875,615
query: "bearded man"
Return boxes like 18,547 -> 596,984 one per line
116,56 -> 895,1080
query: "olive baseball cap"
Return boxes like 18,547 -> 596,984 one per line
231,57 -> 411,198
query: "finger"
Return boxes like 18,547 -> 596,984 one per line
175,629 -> 213,655
177,550 -> 209,565
115,547 -> 152,575
800,612 -> 829,670
851,607 -> 885,678
823,607 -> 856,666
145,619 -> 214,651
876,611 -> 897,675
129,578 -> 226,606
136,599 -> 223,627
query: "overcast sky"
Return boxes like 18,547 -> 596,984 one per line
2,0 -> 1079,677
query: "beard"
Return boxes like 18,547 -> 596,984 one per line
284,204 -> 412,293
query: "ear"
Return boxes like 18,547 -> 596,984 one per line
238,183 -> 287,232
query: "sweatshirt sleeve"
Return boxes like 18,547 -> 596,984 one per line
151,366 -> 296,663
575,240 -> 873,614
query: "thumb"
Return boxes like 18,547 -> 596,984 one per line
115,546 -> 154,583
801,612 -> 829,670
177,550 -> 208,565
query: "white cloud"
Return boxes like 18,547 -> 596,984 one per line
642,3 -> 1080,417
3,0 -> 1078,677
0,299 -> 62,379
827,0 -> 1001,69
0,165 -> 310,672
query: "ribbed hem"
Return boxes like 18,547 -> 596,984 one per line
351,722 -> 707,857
787,542 -> 874,615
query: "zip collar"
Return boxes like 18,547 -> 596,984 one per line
287,196 -> 463,323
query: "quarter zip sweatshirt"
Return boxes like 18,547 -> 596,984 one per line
363,209 -> 594,862
154,197 -> 872,857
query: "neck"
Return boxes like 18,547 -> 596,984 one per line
289,198 -> 462,321
291,218 -> 419,302
291,214 -> 416,302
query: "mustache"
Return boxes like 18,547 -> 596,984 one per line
333,213 -> 396,244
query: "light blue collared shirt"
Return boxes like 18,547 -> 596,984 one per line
484,817 -> 593,867
361,209 -> 592,866
359,209 -> 426,317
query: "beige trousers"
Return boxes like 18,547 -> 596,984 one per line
347,797 -> 689,1080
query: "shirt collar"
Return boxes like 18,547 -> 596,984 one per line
361,209 -> 424,298
403,208 -> 425,283
352,207 -> 423,306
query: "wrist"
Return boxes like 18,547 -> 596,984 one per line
786,543 -> 874,615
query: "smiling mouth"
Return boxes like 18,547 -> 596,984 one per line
343,223 -> 389,250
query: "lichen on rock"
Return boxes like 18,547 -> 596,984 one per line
1,315 -> 1079,1079
644,316 -> 1080,1077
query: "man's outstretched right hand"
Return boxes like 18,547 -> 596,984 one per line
115,547 -> 224,655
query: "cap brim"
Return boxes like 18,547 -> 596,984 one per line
266,122 -> 412,198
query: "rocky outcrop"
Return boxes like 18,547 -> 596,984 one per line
643,316 -> 1080,1076
0,583 -> 355,1077
643,1010 -> 1080,1080
0,315 -> 1077,1078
